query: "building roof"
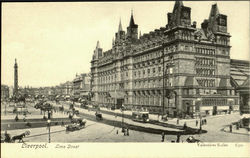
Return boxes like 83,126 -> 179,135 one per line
230,59 -> 250,88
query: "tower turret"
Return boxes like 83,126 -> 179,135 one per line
167,1 -> 191,29
93,41 -> 103,60
126,10 -> 138,42
115,19 -> 126,44
208,3 -> 228,33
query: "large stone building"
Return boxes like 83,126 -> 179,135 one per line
91,1 -> 242,117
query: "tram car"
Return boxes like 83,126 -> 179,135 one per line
132,111 -> 149,123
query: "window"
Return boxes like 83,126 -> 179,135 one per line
158,67 -> 161,72
169,68 -> 173,74
183,89 -> 188,95
148,69 -> 150,74
153,68 -> 155,73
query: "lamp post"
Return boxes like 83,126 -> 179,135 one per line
5,102 -> 7,115
162,49 -> 165,118
197,98 -> 202,131
47,119 -> 51,143
121,104 -> 125,133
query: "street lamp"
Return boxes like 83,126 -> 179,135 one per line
162,49 -> 165,118
47,119 -> 51,143
197,98 -> 202,131
5,102 -> 7,115
121,104 -> 125,133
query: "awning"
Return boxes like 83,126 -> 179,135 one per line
80,92 -> 89,96
217,106 -> 229,110
200,106 -> 213,111
109,91 -> 126,99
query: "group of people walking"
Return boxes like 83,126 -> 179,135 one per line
195,119 -> 207,127
161,132 -> 182,143
116,127 -> 129,136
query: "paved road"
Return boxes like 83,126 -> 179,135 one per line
2,101 -> 249,142
50,101 -> 183,132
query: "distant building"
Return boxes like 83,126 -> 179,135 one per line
58,81 -> 73,97
1,85 -> 9,100
73,73 -> 91,99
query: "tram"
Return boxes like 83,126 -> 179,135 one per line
132,111 -> 149,123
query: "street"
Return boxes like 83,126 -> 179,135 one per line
2,101 -> 249,142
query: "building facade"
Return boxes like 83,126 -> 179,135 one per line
1,85 -> 9,100
230,59 -> 250,114
73,73 -> 91,99
90,1 -> 240,117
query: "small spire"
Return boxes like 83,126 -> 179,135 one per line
15,58 -> 17,64
139,31 -> 142,38
129,9 -> 135,26
118,18 -> 123,32
96,40 -> 100,48
112,37 -> 114,45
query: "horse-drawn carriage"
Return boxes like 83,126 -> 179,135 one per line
66,118 -> 87,132
95,111 -> 103,121
1,131 -> 30,143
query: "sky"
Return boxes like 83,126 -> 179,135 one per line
2,1 -> 250,88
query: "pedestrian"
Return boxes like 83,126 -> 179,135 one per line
23,117 -> 26,122
177,119 -> 179,125
116,129 -> 119,134
161,132 -> 165,142
183,122 -> 187,130
205,119 -> 207,125
127,128 -> 129,136
229,124 -> 232,132
196,120 -> 198,127
236,123 -> 239,130
4,131 -> 11,143
61,121 -> 65,126
15,115 -> 19,122
176,134 -> 181,143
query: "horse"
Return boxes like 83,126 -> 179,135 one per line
11,133 -> 26,143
